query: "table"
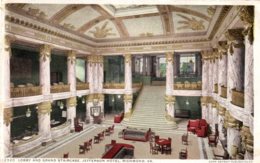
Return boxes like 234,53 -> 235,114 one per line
155,138 -> 171,154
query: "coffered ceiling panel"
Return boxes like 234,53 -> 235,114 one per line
22,4 -> 67,19
122,16 -> 164,37
85,20 -> 121,39
60,6 -> 101,30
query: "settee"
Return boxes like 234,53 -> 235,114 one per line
122,128 -> 151,142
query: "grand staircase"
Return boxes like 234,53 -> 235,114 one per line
122,86 -> 178,131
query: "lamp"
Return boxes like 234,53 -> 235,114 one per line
111,96 -> 115,102
117,95 -> 121,99
185,99 -> 189,105
59,102 -> 64,109
26,108 -> 31,117
82,97 -> 85,104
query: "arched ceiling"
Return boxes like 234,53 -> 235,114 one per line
7,4 -> 223,42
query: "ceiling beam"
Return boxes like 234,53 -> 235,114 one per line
169,6 -> 211,21
157,5 -> 174,35
49,5 -> 87,23
77,16 -> 107,33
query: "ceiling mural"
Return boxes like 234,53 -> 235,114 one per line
6,4 -> 225,41
86,20 -> 120,39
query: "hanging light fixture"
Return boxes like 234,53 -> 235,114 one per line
111,96 -> 115,102
60,102 -> 64,109
185,99 -> 190,105
82,97 -> 85,104
117,95 -> 121,99
26,108 -> 31,117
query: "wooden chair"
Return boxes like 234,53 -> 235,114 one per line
110,125 -> 115,134
208,131 -> 219,147
79,144 -> 85,154
84,141 -> 90,152
63,153 -> 69,158
105,128 -> 110,136
88,139 -> 92,149
214,150 -> 229,160
149,142 -> 159,154
99,131 -> 104,140
163,138 -> 172,154
179,148 -> 188,159
94,135 -> 100,143
182,133 -> 188,145
154,135 -> 160,148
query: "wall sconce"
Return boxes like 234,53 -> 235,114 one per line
57,101 -> 64,110
25,108 -> 31,118
117,95 -> 121,99
111,96 -> 115,103
82,97 -> 85,104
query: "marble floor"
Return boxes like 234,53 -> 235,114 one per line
16,119 -> 221,159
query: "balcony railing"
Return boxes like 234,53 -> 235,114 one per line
51,83 -> 70,93
174,81 -> 202,90
214,83 -> 218,94
103,83 -> 125,89
11,85 -> 42,98
231,89 -> 244,108
220,86 -> 227,98
76,82 -> 89,90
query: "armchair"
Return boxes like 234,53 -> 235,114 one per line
187,119 -> 199,133
208,133 -> 219,147
196,125 -> 208,137
74,118 -> 83,132
179,148 -> 188,159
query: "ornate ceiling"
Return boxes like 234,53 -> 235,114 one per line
6,4 -> 227,44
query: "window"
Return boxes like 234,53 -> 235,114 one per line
179,54 -> 196,76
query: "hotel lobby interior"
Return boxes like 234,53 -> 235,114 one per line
0,2 -> 255,160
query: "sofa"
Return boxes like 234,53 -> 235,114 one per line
187,119 -> 200,133
122,128 -> 151,142
114,112 -> 124,123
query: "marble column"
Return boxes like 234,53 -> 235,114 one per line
2,36 -> 15,157
67,50 -> 76,94
156,57 -> 160,77
3,108 -> 13,157
66,97 -> 77,131
124,54 -> 132,94
208,55 -> 214,95
87,55 -> 94,93
201,51 -> 209,96
165,52 -> 176,125
38,101 -> 52,143
217,41 -> 228,96
239,6 -> 254,115
211,102 -> 219,131
218,106 -> 226,141
212,49 -> 219,92
123,94 -> 133,121
97,56 -> 104,93
146,56 -> 152,76
142,56 -> 147,75
87,94 -> 104,123
225,28 -> 245,102
166,52 -> 174,95
241,126 -> 253,160
39,44 -> 52,96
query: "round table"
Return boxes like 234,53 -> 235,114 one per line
155,138 -> 171,154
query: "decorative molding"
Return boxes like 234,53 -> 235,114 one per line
68,50 -> 76,64
38,101 -> 52,114
218,105 -> 226,116
225,28 -> 244,55
217,41 -> 228,59
39,44 -> 52,62
67,97 -> 77,107
239,6 -> 254,45
89,21 -> 116,39
207,7 -> 216,16
4,108 -> 13,126
26,7 -> 47,20
176,14 -> 205,31
224,111 -> 241,129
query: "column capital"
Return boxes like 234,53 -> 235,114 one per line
67,50 -> 76,64
38,101 -> 52,114
124,94 -> 133,103
239,6 -> 254,44
217,41 -> 228,58
225,28 -> 244,55
4,108 -> 13,126
39,44 -> 52,62
5,35 -> 16,52
67,97 -> 77,107
218,105 -> 226,116
87,93 -> 104,102
165,52 -> 174,63
240,125 -> 253,153
124,53 -> 132,64
87,55 -> 103,64
165,95 -> 175,104
224,111 -> 241,130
